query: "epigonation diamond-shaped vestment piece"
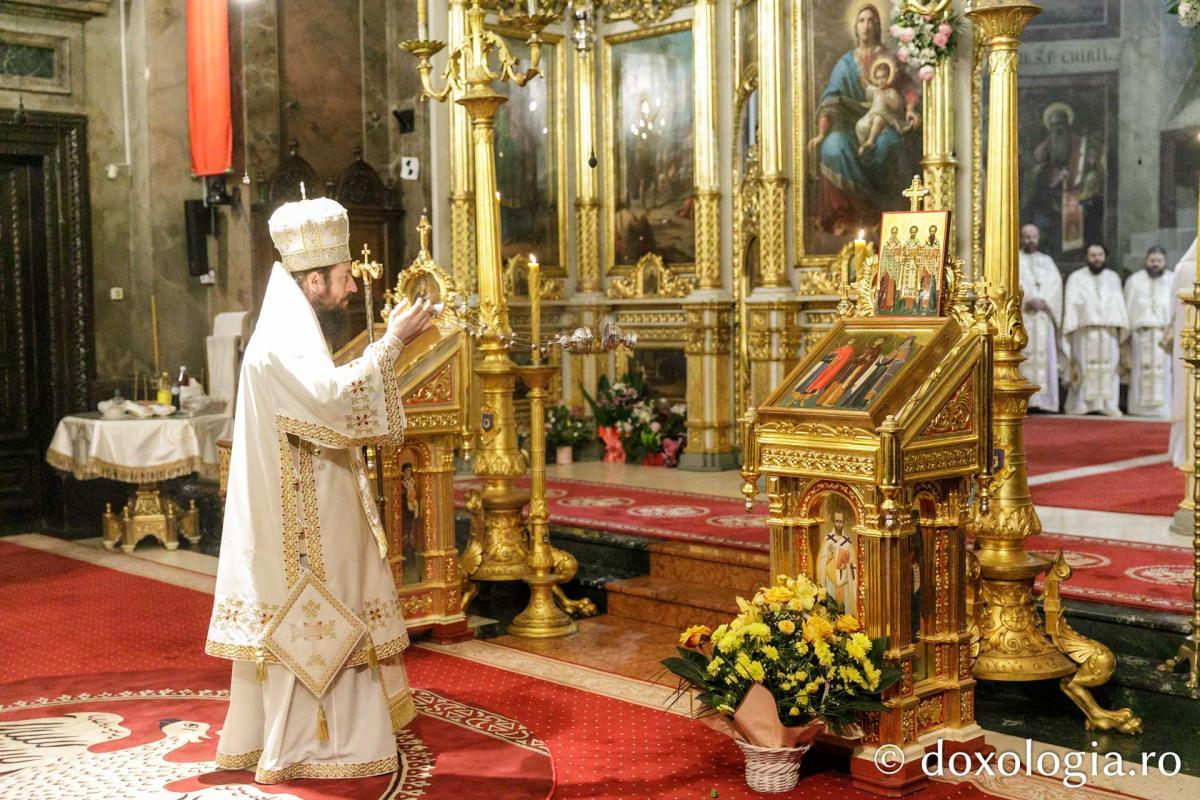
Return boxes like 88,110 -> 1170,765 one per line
206,197 -> 413,783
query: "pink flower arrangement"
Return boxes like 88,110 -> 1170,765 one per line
889,8 -> 959,81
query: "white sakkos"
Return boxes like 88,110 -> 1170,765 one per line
1062,263 -> 1129,416
1124,261 -> 1174,418
205,196 -> 428,783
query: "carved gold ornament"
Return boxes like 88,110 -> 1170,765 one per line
606,252 -> 696,299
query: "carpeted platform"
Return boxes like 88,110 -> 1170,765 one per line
1029,461 -> 1184,517
1024,417 -> 1170,475
454,477 -> 1192,614
1025,533 -> 1193,613
0,535 -> 1097,800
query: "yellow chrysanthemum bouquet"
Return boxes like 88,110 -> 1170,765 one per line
662,574 -> 900,742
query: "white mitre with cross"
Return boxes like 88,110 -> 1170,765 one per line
267,188 -> 351,272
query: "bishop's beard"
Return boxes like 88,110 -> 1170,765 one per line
312,301 -> 349,351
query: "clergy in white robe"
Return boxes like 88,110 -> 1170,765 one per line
1124,247 -> 1173,418
1018,224 -> 1063,412
1062,243 -> 1129,416
1168,239 -> 1198,466
206,196 -> 434,783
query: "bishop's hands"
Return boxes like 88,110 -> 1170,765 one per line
387,296 -> 435,345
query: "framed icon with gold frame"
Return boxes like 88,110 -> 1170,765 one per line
761,316 -> 958,426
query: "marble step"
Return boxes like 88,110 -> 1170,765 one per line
605,575 -> 742,632
647,541 -> 770,597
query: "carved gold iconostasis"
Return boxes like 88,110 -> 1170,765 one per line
432,0 -> 961,473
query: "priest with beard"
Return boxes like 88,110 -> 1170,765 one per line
206,195 -> 434,783
1018,224 -> 1063,412
1062,243 -> 1128,416
1124,246 -> 1173,418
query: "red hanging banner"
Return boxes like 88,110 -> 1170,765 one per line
187,0 -> 232,177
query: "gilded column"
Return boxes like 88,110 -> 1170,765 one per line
967,0 -> 1071,683
574,41 -> 601,295
692,0 -> 721,290
738,0 -> 798,418
921,53 -> 957,250
681,303 -> 737,470
680,0 -> 734,469
571,36 -> 605,411
967,0 -> 1138,734
449,0 -> 476,294
755,0 -> 788,289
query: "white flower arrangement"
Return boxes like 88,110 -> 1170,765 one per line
1172,1 -> 1200,28
889,9 -> 960,81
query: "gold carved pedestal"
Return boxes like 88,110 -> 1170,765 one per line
966,0 -> 1139,733
741,257 -> 994,795
103,485 -> 198,553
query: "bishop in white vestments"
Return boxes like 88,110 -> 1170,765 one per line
1124,246 -> 1173,418
1062,243 -> 1129,416
206,196 -> 433,783
1168,239 -> 1197,466
1018,224 -> 1063,412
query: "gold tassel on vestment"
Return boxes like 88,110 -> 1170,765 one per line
255,650 -> 267,684
367,642 -> 381,680
316,704 -> 329,744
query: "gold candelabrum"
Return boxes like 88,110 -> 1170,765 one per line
966,0 -> 1140,733
510,259 -> 579,637
404,4 -> 603,635
403,1 -> 553,588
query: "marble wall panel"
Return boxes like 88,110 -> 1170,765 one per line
278,0 -> 363,182
387,0 -> 432,264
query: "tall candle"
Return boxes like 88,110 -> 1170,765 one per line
528,254 -> 541,365
853,229 -> 866,280
150,294 -> 160,374
418,0 -> 428,40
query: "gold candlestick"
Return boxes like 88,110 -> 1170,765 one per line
509,357 -> 576,639
966,0 -> 1139,733
403,0 -> 551,586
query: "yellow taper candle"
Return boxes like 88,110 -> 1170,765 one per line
528,254 -> 541,364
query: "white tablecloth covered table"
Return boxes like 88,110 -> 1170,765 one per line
46,412 -> 234,482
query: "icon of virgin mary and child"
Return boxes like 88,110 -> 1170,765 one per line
807,4 -> 921,236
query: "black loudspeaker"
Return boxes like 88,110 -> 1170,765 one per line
184,199 -> 212,277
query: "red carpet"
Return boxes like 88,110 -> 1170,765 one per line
0,540 -> 216,683
1024,416 -> 1169,475
0,538 -> 1012,800
455,476 -> 772,551
1025,533 -> 1194,613
453,478 -> 1192,614
1030,461 -> 1185,517
0,539 -> 553,799
0,667 -> 554,800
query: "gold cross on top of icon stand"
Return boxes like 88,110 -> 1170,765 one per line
903,175 -> 930,211
352,243 -> 382,282
416,213 -> 432,256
